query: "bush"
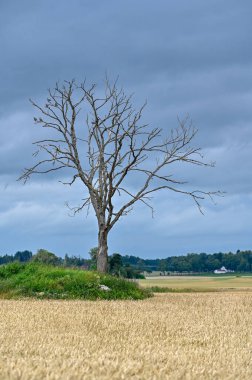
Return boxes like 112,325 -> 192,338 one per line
0,262 -> 25,278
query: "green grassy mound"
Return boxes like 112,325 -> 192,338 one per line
0,262 -> 152,300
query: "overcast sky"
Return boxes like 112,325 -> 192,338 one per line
1,0 -> 252,258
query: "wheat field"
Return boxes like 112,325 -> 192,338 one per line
0,293 -> 252,379
139,275 -> 252,290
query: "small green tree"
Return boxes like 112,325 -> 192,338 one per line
32,249 -> 60,266
158,259 -> 167,274
109,253 -> 123,276
14,250 -> 33,262
89,247 -> 98,270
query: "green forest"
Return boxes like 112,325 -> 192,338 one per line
1,249 -> 252,276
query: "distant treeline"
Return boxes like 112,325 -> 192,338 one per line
1,249 -> 252,273
0,251 -> 33,265
0,251 -> 89,267
122,250 -> 252,273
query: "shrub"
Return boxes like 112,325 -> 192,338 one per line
0,262 -> 25,278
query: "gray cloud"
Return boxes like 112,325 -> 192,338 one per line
0,0 -> 252,257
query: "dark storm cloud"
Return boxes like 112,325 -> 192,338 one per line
0,0 -> 252,257
1,0 -> 252,107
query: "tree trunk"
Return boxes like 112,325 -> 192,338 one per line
97,229 -> 108,273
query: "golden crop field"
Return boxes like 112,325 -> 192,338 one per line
0,293 -> 252,379
139,275 -> 252,291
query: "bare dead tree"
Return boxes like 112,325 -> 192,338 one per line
19,79 -> 220,272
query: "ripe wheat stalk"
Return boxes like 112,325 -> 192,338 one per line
0,293 -> 251,379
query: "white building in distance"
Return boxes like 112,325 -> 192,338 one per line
214,266 -> 234,274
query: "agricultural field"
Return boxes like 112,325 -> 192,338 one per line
0,293 -> 252,379
139,275 -> 252,292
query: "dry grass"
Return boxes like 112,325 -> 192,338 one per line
0,293 -> 252,379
